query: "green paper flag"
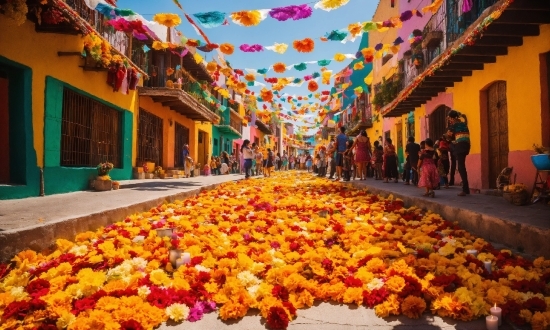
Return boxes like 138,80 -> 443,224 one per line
257,68 -> 268,74
294,63 -> 307,71
247,81 -> 255,86
317,60 -> 331,66
363,21 -> 377,32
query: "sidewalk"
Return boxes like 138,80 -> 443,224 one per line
0,174 -> 241,261
349,176 -> 550,258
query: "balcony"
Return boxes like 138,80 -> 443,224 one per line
383,0 -> 550,117
229,101 -> 240,113
255,120 -> 273,135
215,108 -> 243,138
137,86 -> 220,123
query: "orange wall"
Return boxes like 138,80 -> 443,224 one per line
138,96 -> 197,168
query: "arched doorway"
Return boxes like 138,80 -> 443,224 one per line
429,105 -> 451,141
486,81 -> 509,189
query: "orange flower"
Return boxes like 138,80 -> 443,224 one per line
293,38 -> 315,53
244,73 -> 256,82
401,296 -> 427,319
220,43 -> 234,55
307,80 -> 318,92
273,62 -> 287,73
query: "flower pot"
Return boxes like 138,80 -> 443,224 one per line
94,179 -> 112,191
146,162 -> 155,173
145,173 -> 154,179
531,154 -> 550,171
112,184 -> 120,190
159,173 -> 166,179
133,172 -> 145,179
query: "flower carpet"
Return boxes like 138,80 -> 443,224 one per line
0,172 -> 549,330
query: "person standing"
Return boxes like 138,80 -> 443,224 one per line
447,110 -> 470,196
404,136 -> 421,186
241,140 -> 254,179
417,138 -> 439,197
265,148 -> 274,177
327,138 -> 336,179
182,144 -> 190,172
335,126 -> 348,181
383,137 -> 399,183
437,135 -> 450,188
350,130 -> 372,180
255,146 -> 263,176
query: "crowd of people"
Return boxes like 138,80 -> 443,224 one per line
182,110 -> 471,198
305,109 -> 470,198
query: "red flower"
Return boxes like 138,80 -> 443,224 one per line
266,306 -> 289,330
523,297 -> 547,313
73,297 -> 97,314
272,285 -> 289,302
289,242 -> 300,252
36,324 -> 58,330
282,302 -> 296,317
362,288 -> 389,308
120,319 -> 144,330
147,287 -> 173,308
502,299 -> 521,317
2,301 -> 30,320
344,276 -> 362,288
26,278 -> 50,298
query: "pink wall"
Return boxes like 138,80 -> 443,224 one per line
397,0 -> 433,59
508,150 -> 538,193
421,92 -> 454,141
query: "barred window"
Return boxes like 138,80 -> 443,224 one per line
137,108 -> 163,166
61,88 -> 122,167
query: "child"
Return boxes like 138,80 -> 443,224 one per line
305,153 -> 313,172
184,156 -> 193,178
210,157 -> 217,175
418,138 -> 439,197
343,140 -> 354,181
437,135 -> 450,188
203,163 -> 211,176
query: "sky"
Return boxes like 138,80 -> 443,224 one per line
117,0 -> 379,133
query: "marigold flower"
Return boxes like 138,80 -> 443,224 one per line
292,38 -> 315,53
401,296 -> 427,319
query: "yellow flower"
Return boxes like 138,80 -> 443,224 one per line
230,10 -> 267,27
166,303 -> 190,322
343,287 -> 364,305
385,276 -> 406,293
150,269 -> 171,287
56,311 -> 76,329
219,300 -> 249,320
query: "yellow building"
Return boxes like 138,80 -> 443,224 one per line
0,0 -> 231,199
381,0 -> 550,191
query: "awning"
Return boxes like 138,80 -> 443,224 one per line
138,87 -> 220,123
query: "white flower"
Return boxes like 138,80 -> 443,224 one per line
367,278 -> 384,291
132,236 -> 145,244
237,271 -> 261,287
69,245 -> 88,257
166,303 -> 190,322
195,265 -> 211,273
272,257 -> 285,268
247,284 -> 260,297
10,287 -> 28,301
138,285 -> 151,298
131,257 -> 147,270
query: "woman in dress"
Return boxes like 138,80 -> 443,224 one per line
350,130 -> 372,180
241,140 -> 254,179
265,148 -> 274,177
383,138 -> 399,183
418,138 -> 439,197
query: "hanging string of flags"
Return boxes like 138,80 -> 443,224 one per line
190,0 -> 350,29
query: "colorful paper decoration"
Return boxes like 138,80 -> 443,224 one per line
293,63 -> 308,71
193,11 -> 227,28
239,44 -> 264,52
231,10 -> 270,27
308,80 -> 319,92
265,43 -> 289,54
273,63 -> 287,73
293,38 -> 315,53
269,4 -> 313,21
152,13 -> 181,27
314,0 -> 350,11
220,43 -> 234,55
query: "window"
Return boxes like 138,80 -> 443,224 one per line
429,105 -> 451,141
137,109 -> 163,166
61,88 -> 122,167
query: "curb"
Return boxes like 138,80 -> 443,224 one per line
0,183 -> 223,262
351,182 -> 550,259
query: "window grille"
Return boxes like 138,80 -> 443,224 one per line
174,122 -> 190,168
61,88 -> 122,167
137,108 -> 163,166
429,105 -> 451,141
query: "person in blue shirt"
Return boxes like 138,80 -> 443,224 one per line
335,126 -> 348,181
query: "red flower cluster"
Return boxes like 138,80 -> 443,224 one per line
363,288 -> 389,308
267,306 -> 289,330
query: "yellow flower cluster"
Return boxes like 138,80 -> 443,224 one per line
0,172 -> 549,330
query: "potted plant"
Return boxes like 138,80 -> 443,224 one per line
532,144 -> 550,170
155,166 -> 165,179
94,162 -> 114,191
112,181 -> 120,190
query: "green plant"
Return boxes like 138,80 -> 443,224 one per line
533,144 -> 550,154
371,76 -> 403,109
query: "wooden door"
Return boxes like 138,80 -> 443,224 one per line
174,122 -> 189,168
429,105 -> 450,141
487,81 -> 509,189
137,108 -> 163,167
197,130 -> 207,169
